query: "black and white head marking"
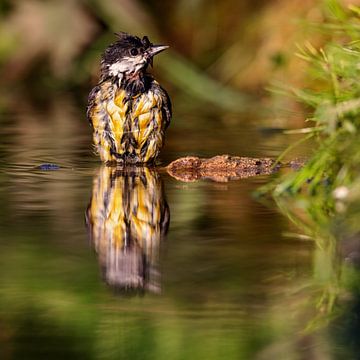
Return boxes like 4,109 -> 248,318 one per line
100,32 -> 168,82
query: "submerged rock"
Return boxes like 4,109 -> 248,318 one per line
36,163 -> 61,171
166,155 -> 279,182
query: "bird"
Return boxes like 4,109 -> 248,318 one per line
87,32 -> 172,165
85,166 -> 170,294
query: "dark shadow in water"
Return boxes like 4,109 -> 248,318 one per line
331,292 -> 360,359
85,166 -> 170,295
11,310 -> 93,360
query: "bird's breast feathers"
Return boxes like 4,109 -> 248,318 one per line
88,79 -> 170,163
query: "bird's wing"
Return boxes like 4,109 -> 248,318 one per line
87,85 -> 101,126
150,80 -> 172,129
159,85 -> 172,129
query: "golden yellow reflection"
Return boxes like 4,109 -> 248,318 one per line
86,166 -> 169,294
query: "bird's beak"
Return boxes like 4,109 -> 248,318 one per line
148,45 -> 169,57
146,45 -> 169,67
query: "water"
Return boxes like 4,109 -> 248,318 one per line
0,96 -> 358,359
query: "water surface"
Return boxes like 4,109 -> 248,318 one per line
0,97 -> 357,359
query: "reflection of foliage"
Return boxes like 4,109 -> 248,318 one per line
275,195 -> 342,331
272,190 -> 360,348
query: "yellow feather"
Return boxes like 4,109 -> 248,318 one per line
86,166 -> 168,292
89,79 -> 168,163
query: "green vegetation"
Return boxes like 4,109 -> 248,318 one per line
267,2 -> 360,224
258,0 -> 360,334
0,0 -> 334,116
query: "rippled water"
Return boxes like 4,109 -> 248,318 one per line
0,97 -> 358,359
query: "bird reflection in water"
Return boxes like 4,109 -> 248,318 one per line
86,166 -> 170,294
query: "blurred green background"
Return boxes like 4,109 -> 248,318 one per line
1,0 -> 340,165
0,0 -> 344,119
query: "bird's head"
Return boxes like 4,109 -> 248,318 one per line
101,32 -> 168,80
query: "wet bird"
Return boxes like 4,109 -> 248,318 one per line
87,32 -> 171,164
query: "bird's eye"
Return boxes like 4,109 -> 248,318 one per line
130,48 -> 138,56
